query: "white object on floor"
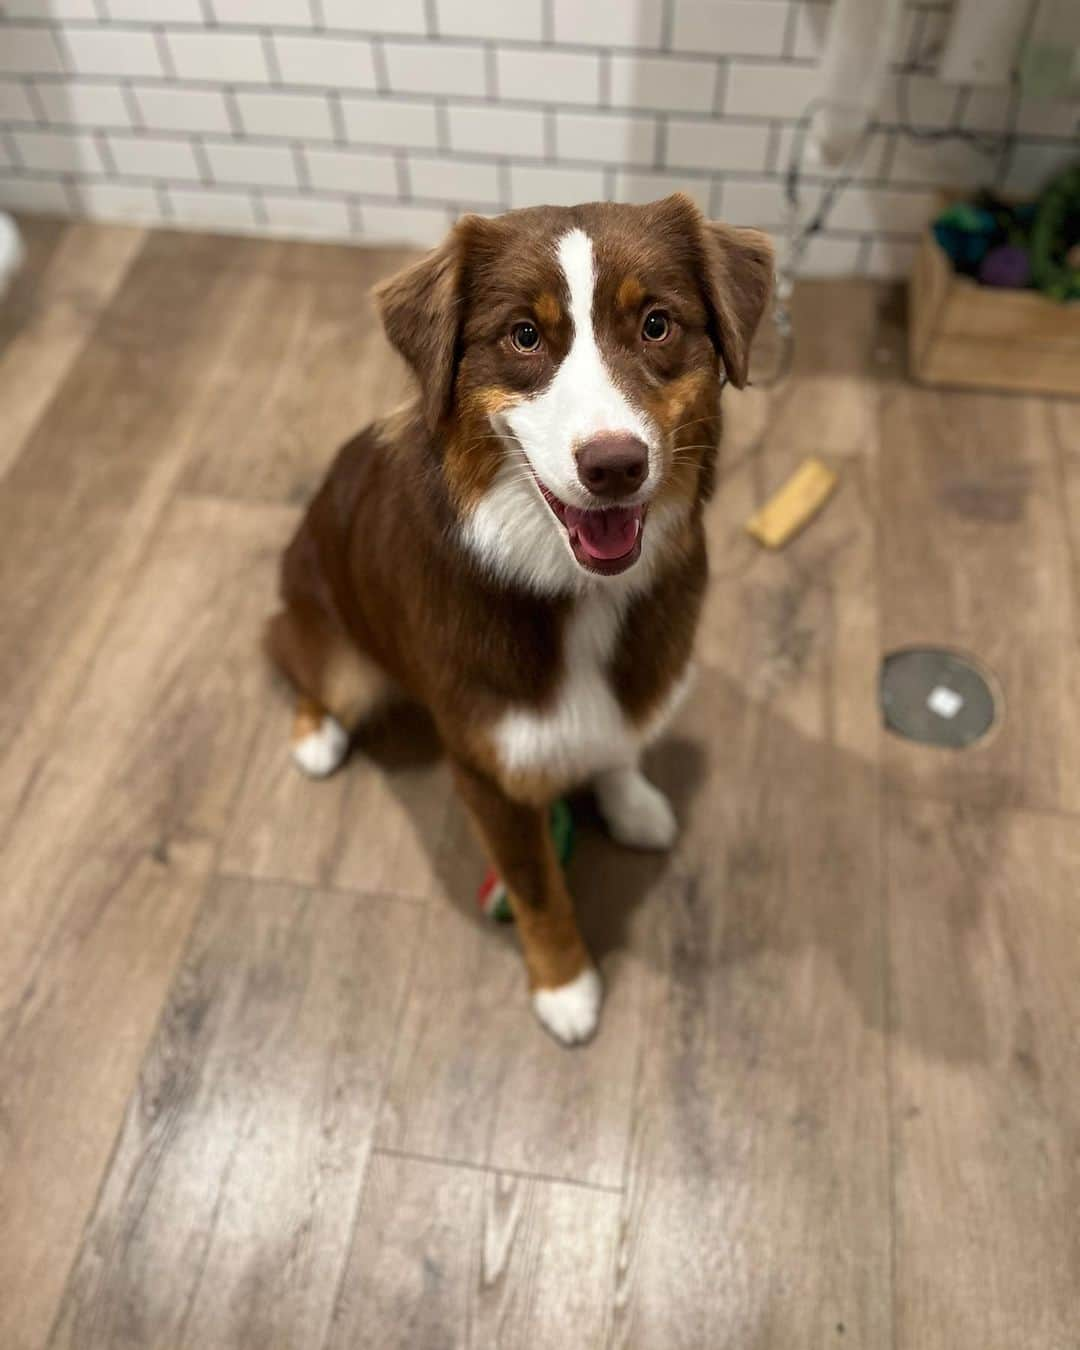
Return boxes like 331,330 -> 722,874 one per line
292,714 -> 349,778
0,213 -> 24,297
927,685 -> 964,719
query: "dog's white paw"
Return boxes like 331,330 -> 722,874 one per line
291,715 -> 349,778
532,967 -> 602,1045
595,768 -> 678,851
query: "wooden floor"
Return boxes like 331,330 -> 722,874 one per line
1,217 -> 1078,1350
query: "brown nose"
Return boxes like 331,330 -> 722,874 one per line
576,433 -> 649,499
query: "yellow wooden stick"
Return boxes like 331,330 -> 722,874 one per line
745,457 -> 838,549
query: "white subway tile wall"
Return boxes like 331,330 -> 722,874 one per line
0,0 -> 1076,276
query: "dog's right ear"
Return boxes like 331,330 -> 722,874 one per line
375,218 -> 479,434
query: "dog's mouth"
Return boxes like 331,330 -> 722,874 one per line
536,481 -> 645,576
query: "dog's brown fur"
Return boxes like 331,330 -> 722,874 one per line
267,194 -> 773,1024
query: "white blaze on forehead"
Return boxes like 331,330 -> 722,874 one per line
500,227 -> 657,506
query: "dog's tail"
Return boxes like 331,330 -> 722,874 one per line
0,213 -> 25,299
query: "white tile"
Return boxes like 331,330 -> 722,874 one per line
408,153 -> 501,204
615,169 -> 712,211
69,180 -> 163,221
134,85 -> 232,133
274,34 -> 376,88
0,174 -> 70,211
1017,99 -> 1080,139
825,185 -> 936,235
342,94 -> 439,148
797,233 -> 862,277
3,0 -> 95,16
790,2 -> 832,61
236,90 -> 334,140
665,117 -> 769,172
383,40 -> 486,97
212,0 -> 313,24
888,135 -> 992,189
0,26 -> 66,76
205,140 -> 299,187
65,28 -> 163,78
671,0 -> 788,57
35,80 -> 133,128
106,0 -> 203,18
322,0 -> 427,34
167,31 -> 269,84
724,60 -> 821,118
12,128 -> 103,173
360,201 -> 450,245
961,88 -> 1014,134
1003,141 -> 1077,197
0,80 -> 34,122
553,0 -> 664,49
262,193 -> 352,237
167,185 -> 259,228
109,132 -> 202,180
304,145 -> 398,194
448,103 -> 544,157
555,110 -> 656,167
496,47 -> 601,105
721,175 -> 786,227
437,0 -> 541,40
610,54 -> 717,114
508,162 -> 605,208
865,236 -> 917,280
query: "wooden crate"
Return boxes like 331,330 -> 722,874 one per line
908,226 -> 1080,397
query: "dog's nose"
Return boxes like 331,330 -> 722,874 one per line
576,433 -> 649,499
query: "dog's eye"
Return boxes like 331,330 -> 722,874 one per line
642,310 -> 671,343
510,322 -> 542,353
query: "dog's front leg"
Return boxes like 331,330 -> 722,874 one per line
453,760 -> 601,1046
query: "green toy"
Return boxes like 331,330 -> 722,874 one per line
476,798 -> 575,922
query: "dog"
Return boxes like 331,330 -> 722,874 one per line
267,193 -> 773,1044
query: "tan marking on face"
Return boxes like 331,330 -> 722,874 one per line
534,291 -> 561,328
444,385 -> 522,513
617,275 -> 645,311
645,369 -> 713,432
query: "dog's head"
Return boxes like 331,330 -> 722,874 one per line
376,195 -> 773,594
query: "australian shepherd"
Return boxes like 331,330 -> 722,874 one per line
267,193 -> 773,1044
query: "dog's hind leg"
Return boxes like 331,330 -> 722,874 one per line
266,605 -> 390,779
593,763 -> 678,850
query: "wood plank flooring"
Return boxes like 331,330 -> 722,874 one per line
1,221 -> 1077,1349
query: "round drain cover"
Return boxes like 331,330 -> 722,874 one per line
880,648 -> 997,748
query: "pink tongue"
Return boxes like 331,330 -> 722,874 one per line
564,505 -> 642,560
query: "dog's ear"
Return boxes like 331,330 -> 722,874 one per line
650,194 -> 774,389
700,220 -> 774,388
375,219 -> 475,433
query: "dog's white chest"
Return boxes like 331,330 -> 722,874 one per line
490,591 -> 684,787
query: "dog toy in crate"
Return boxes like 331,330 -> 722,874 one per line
477,798 -> 575,922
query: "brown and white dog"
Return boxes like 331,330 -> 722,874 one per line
267,193 -> 773,1044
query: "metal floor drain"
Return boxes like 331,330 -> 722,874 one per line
880,648 -> 998,749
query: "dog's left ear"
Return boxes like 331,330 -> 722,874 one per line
700,219 -> 775,388
650,194 -> 774,389
375,217 -> 479,433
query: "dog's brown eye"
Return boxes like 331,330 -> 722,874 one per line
642,310 -> 671,342
511,322 -> 541,353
